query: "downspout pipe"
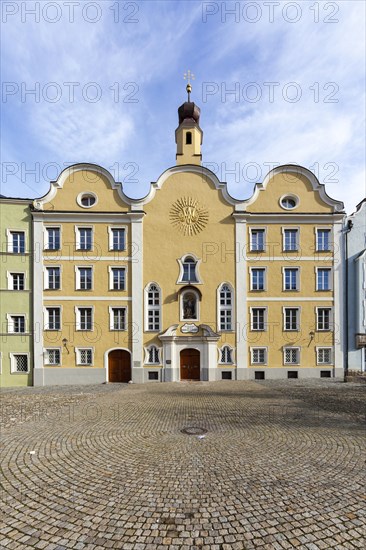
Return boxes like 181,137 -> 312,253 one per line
344,219 -> 353,377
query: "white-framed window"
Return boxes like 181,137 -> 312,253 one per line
109,307 -> 127,331
7,314 -> 26,333
280,194 -> 299,210
283,307 -> 300,331
44,227 -> 61,250
8,272 -> 25,290
76,348 -> 93,366
77,192 -> 97,208
109,267 -> 126,290
283,267 -> 299,291
76,266 -> 93,290
250,228 -> 265,251
316,308 -> 332,331
44,307 -> 61,330
177,254 -> 201,284
44,348 -> 61,366
316,228 -> 331,252
10,353 -> 30,373
75,307 -> 93,331
250,268 -> 266,291
145,282 -> 161,332
283,228 -> 299,251
283,347 -> 300,365
316,268 -> 332,290
108,227 -> 126,251
316,347 -> 333,365
145,345 -> 161,365
250,308 -> 267,331
75,226 -> 93,250
181,288 -> 200,321
7,230 -> 25,253
45,267 -> 61,290
220,345 -> 233,364
218,283 -> 234,331
250,347 -> 267,365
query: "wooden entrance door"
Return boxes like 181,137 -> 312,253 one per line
108,350 -> 131,383
180,348 -> 200,381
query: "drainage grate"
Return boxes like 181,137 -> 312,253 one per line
180,426 -> 208,435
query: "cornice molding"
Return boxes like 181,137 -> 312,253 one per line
238,164 -> 345,213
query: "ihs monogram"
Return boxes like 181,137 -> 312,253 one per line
170,197 -> 209,236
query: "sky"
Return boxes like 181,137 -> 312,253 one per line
1,0 -> 365,213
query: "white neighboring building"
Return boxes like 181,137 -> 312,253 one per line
346,199 -> 366,371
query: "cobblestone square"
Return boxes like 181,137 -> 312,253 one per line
1,380 -> 365,549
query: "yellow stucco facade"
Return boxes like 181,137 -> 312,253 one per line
28,93 -> 345,386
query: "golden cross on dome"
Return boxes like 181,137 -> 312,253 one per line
184,70 -> 195,101
184,70 -> 195,84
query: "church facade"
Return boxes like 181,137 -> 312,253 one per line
1,91 -> 347,385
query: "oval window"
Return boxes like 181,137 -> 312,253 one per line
77,192 -> 97,208
280,195 -> 298,210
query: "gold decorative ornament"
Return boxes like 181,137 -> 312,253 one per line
170,197 -> 209,236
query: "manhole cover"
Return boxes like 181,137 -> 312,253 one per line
180,426 -> 208,435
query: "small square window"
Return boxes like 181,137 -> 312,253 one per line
8,315 -> 26,333
77,348 -> 93,366
255,371 -> 265,380
10,273 -> 25,290
221,371 -> 232,380
44,349 -> 61,366
251,348 -> 267,365
317,348 -> 332,365
320,370 -> 331,378
11,354 -> 29,373
287,371 -> 298,379
284,348 -> 300,365
148,371 -> 159,381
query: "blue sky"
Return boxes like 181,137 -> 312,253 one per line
1,0 -> 365,213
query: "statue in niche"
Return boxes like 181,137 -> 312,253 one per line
183,292 -> 197,319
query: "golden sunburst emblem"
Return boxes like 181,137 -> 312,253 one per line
170,197 -> 209,236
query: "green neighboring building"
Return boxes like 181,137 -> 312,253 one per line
0,197 -> 33,386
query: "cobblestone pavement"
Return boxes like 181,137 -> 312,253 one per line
1,380 -> 365,550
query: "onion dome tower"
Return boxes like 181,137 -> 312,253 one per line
175,82 -> 203,165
